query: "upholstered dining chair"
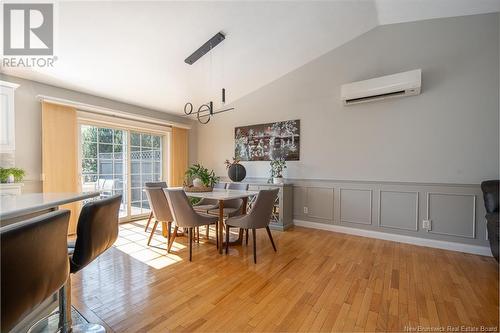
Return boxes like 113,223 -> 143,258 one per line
225,188 -> 279,263
144,185 -> 174,247
193,182 -> 226,213
164,189 -> 219,261
193,182 -> 226,238
144,182 -> 168,231
207,182 -> 249,218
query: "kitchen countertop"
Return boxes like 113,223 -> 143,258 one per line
0,192 -> 100,221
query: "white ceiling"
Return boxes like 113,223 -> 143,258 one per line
2,0 -> 499,115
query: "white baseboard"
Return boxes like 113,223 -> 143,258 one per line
293,219 -> 492,257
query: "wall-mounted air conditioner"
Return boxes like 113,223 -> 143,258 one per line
341,69 -> 421,105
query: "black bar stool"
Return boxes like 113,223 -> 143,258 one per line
62,194 -> 122,333
1,210 -> 71,333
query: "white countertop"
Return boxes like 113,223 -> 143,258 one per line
0,192 -> 100,221
0,183 -> 24,188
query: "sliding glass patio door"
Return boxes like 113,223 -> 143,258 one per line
80,124 -> 164,220
130,132 -> 163,216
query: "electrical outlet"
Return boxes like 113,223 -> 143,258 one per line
422,219 -> 432,231
303,206 -> 308,214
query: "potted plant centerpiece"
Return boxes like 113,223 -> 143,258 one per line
269,158 -> 286,184
184,164 -> 219,192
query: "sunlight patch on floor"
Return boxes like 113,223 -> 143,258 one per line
113,220 -> 183,269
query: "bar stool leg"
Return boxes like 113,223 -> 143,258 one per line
58,276 -> 106,333
58,281 -> 72,333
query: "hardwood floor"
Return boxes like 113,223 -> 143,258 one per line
71,220 -> 499,332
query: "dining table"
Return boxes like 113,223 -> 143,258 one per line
184,188 -> 259,254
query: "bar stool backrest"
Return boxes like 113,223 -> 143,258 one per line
70,195 -> 122,273
1,210 -> 71,332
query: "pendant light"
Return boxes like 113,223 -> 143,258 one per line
183,32 -> 235,124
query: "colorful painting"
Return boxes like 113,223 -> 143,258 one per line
235,120 -> 300,161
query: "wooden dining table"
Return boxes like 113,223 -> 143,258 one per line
185,188 -> 258,254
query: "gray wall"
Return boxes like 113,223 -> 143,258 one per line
195,13 -> 499,250
0,74 -> 196,193
196,13 -> 499,184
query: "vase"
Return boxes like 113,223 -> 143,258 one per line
192,178 -> 203,187
228,163 -> 246,182
273,177 -> 284,184
6,174 -> 14,183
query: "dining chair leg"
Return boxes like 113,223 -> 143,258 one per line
206,225 -> 210,239
167,225 -> 178,253
188,228 -> 193,261
252,228 -> 257,264
167,221 -> 172,246
225,225 -> 230,254
218,201 -> 224,254
266,226 -> 277,252
144,212 -> 153,231
215,223 -> 219,249
245,229 -> 249,245
147,220 -> 159,246
197,227 -> 200,243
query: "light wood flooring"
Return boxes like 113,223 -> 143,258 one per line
71,220 -> 499,332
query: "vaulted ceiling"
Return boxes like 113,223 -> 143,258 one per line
2,0 -> 499,115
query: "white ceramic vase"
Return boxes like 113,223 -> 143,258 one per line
273,177 -> 284,184
6,174 -> 15,183
192,178 -> 204,187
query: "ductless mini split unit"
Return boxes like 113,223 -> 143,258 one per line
341,69 -> 421,105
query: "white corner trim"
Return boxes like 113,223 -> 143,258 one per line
293,219 -> 492,257
0,80 -> 20,89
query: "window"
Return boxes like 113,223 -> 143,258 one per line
80,124 -> 164,220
